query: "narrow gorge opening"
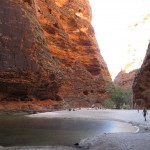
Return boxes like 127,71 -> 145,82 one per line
89,0 -> 150,80
89,0 -> 150,109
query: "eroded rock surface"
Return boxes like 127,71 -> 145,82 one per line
0,0 -> 111,110
133,43 -> 150,108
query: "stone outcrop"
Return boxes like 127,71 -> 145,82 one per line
133,43 -> 150,108
114,69 -> 138,91
0,0 -> 111,110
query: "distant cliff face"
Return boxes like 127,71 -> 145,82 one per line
114,69 -> 138,91
0,0 -> 111,110
133,43 -> 150,108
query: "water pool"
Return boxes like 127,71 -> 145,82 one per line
0,115 -> 137,146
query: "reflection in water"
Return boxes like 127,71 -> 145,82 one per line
0,116 -> 137,146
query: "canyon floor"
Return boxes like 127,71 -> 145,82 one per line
1,109 -> 150,150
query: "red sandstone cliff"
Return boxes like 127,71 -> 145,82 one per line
114,70 -> 138,107
0,0 -> 111,111
133,43 -> 150,108
114,69 -> 138,91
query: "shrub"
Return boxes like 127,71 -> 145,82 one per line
105,83 -> 132,109
103,98 -> 115,108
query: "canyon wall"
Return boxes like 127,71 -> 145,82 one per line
114,69 -> 138,91
133,43 -> 150,108
0,0 -> 111,111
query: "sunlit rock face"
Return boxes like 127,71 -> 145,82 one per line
114,69 -> 138,91
0,0 -> 111,110
133,43 -> 150,108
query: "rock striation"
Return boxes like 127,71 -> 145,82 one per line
0,0 -> 111,110
133,43 -> 150,108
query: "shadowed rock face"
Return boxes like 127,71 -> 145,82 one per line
0,0 -> 111,110
133,43 -> 150,108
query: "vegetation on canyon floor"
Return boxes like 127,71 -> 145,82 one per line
103,83 -> 132,109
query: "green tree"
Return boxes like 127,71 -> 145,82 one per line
105,83 -> 132,109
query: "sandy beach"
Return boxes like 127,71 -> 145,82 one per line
1,109 -> 150,150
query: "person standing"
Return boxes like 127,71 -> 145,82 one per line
143,108 -> 148,121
